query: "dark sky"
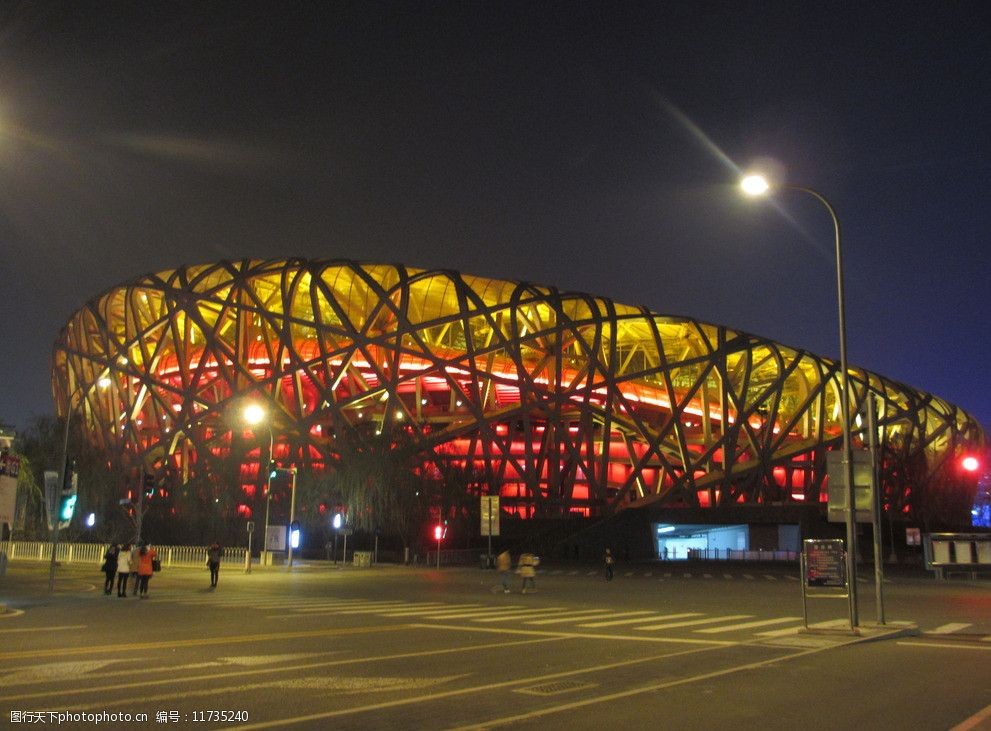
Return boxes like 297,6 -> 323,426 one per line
1,2 -> 988,431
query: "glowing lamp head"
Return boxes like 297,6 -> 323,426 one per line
740,173 -> 771,196
961,456 -> 980,472
243,402 -> 266,426
434,525 -> 444,541
332,513 -> 343,530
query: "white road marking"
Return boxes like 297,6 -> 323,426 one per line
332,602 -> 443,614
472,608 -> 573,623
579,612 -> 700,628
898,641 -> 991,652
419,607 -> 527,620
950,700 -> 991,731
695,617 -> 801,634
525,610 -> 618,625
295,601 -> 410,612
636,615 -> 752,631
929,623 -> 972,634
380,604 -> 485,617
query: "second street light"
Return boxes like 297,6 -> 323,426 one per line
243,402 -> 274,567
740,172 -> 860,629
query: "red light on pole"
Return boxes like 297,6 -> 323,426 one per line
961,456 -> 980,473
434,524 -> 446,568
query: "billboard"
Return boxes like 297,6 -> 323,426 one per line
0,454 -> 19,526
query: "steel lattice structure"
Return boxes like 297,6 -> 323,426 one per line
53,259 -> 984,519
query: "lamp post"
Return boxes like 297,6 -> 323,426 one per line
243,403 -> 274,568
286,467 -> 298,567
741,173 -> 859,628
49,371 -> 111,592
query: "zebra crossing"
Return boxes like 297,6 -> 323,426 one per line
167,593 -> 990,642
541,569 -> 799,582
170,594 -> 813,640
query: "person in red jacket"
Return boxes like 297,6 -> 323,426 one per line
136,543 -> 159,598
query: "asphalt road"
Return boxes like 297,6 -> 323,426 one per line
1,559 -> 989,730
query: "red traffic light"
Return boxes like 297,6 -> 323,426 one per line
433,525 -> 443,541
961,456 -> 980,472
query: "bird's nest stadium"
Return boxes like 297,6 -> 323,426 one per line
53,259 -> 984,525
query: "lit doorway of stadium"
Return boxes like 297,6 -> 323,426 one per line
654,523 -> 800,560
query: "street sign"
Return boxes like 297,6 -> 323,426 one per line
265,524 -> 287,551
826,450 -> 873,523
44,470 -> 60,531
0,455 -> 19,526
803,539 -> 846,587
480,495 -> 500,536
800,538 -> 854,632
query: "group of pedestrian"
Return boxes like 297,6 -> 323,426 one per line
491,547 -> 618,593
494,550 -> 540,594
101,542 -> 159,598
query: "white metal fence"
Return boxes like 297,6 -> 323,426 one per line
2,541 -> 246,568
685,548 -> 799,561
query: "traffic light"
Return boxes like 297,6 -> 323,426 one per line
268,460 -> 278,480
289,520 -> 301,549
143,471 -> 156,499
433,521 -> 448,541
58,461 -> 79,527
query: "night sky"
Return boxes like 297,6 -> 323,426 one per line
1,2 -> 988,432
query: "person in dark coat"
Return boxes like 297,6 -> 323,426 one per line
207,542 -> 223,588
101,543 -> 119,595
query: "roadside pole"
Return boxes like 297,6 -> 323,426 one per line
245,521 -> 254,573
867,393 -> 886,624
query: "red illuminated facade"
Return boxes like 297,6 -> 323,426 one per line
53,259 -> 985,521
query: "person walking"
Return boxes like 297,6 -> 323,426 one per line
495,550 -> 512,594
136,543 -> 159,598
207,542 -> 223,588
517,552 -> 538,594
101,543 -> 119,595
115,544 -> 131,597
604,548 -> 615,581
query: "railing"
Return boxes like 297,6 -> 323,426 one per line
684,548 -> 799,562
2,541 -> 246,568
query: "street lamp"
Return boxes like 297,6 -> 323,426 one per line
243,402 -> 274,567
49,369 -> 111,592
286,467 -> 298,567
741,172 -> 859,628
